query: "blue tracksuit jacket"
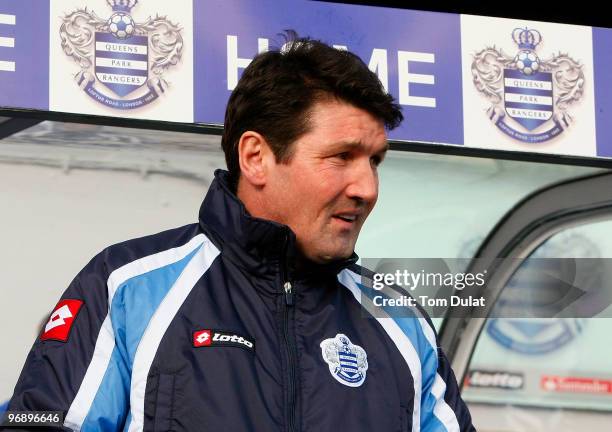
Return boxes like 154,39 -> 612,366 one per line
7,169 -> 475,432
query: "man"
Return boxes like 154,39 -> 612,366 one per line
6,36 -> 475,431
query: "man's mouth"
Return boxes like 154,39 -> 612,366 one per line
332,213 -> 360,224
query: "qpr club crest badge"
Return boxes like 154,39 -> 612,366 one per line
487,318 -> 586,355
59,0 -> 183,109
472,27 -> 585,143
320,334 -> 368,387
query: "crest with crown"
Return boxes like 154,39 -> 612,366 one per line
320,334 -> 368,387
59,0 -> 183,109
511,27 -> 543,76
470,25 -> 585,143
106,0 -> 138,39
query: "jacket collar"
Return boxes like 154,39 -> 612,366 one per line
198,169 -> 358,279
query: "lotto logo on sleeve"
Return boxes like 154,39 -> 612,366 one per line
193,329 -> 212,347
193,329 -> 255,352
40,299 -> 84,342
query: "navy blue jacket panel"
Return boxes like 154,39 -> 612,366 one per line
7,169 -> 476,432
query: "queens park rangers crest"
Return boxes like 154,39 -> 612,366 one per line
472,27 -> 585,143
60,0 -> 183,109
320,334 -> 368,387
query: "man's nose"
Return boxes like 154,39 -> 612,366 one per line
345,159 -> 378,204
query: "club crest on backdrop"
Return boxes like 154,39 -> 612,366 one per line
472,27 -> 585,143
59,0 -> 183,109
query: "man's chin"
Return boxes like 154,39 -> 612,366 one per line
312,248 -> 354,264
297,238 -> 356,264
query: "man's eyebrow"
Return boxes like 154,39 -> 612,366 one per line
371,142 -> 389,157
328,140 -> 389,153
328,140 -> 361,150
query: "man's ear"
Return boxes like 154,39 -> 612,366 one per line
237,131 -> 272,187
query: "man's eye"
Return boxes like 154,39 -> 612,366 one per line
335,152 -> 350,161
370,155 -> 382,166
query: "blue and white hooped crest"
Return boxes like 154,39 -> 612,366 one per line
487,318 -> 585,355
320,334 -> 368,387
472,27 -> 585,144
59,0 -> 183,110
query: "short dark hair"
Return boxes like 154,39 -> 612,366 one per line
221,32 -> 403,189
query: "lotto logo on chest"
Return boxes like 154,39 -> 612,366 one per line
193,329 -> 255,352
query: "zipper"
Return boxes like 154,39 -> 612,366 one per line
284,281 -> 294,306
280,235 -> 298,432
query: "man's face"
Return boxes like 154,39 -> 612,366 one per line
263,98 -> 388,263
